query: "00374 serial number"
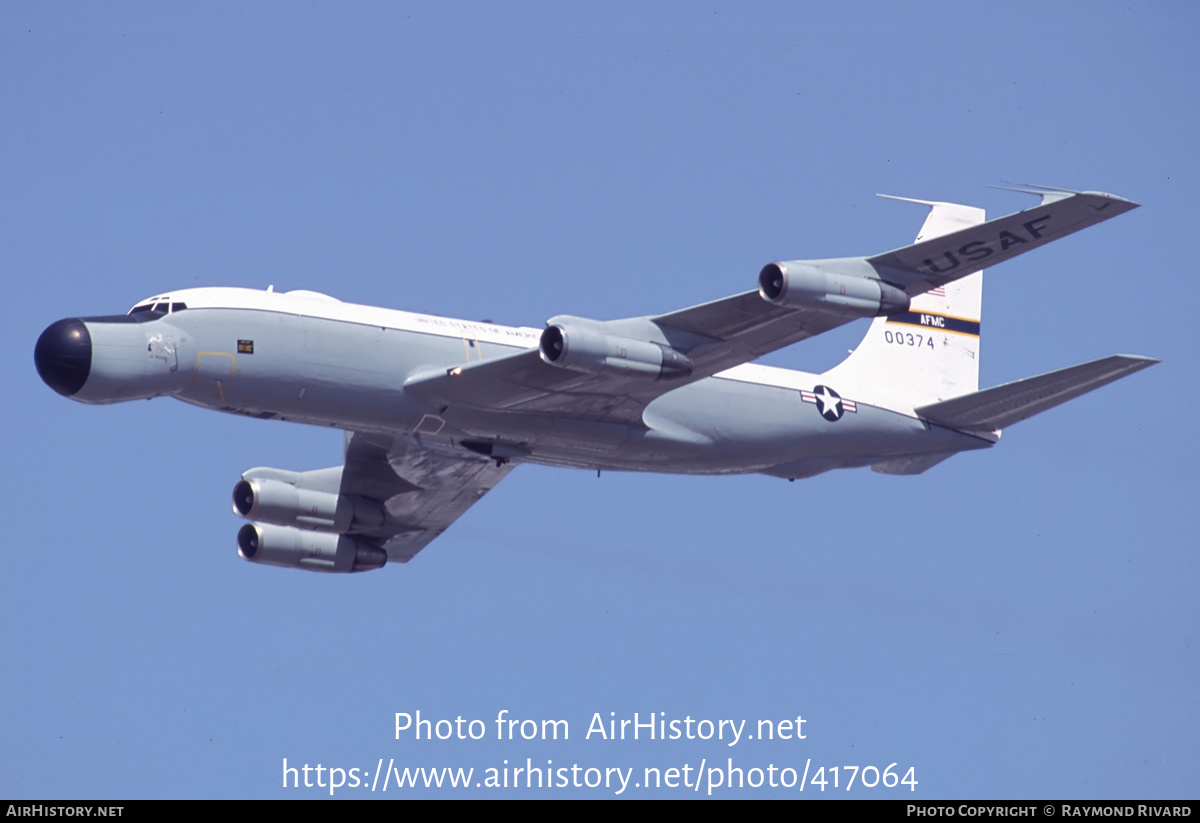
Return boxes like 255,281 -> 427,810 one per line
883,330 -> 935,349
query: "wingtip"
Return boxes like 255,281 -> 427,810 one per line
1085,191 -> 1140,208
990,182 -> 1139,209
1105,354 -> 1161,374
1114,354 -> 1160,366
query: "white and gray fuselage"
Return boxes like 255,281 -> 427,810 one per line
58,286 -> 988,481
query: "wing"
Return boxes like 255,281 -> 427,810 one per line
403,299 -> 850,424
340,431 -> 516,562
406,188 -> 1138,427
866,187 -> 1139,292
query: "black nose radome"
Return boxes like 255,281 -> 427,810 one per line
35,318 -> 92,397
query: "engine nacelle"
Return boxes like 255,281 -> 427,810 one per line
758,262 -> 910,317
539,323 -> 692,380
237,522 -> 387,573
232,476 -> 386,534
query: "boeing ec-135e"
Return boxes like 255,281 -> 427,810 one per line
35,185 -> 1156,574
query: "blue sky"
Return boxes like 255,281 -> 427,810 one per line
3,2 -> 1196,798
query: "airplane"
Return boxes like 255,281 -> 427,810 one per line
34,185 -> 1157,574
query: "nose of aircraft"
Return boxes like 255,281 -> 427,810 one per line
35,318 -> 92,397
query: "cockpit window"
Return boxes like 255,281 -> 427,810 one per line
127,301 -> 187,316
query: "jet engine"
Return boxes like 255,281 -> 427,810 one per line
232,475 -> 385,533
539,323 -> 692,379
237,522 -> 387,573
232,466 -> 390,573
758,262 -> 910,317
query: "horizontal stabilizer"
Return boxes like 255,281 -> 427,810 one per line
915,355 -> 1158,433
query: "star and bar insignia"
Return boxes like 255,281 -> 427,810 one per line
800,385 -> 857,422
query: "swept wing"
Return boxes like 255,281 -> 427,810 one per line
407,188 -> 1138,425
236,431 -> 515,568
341,432 -> 516,563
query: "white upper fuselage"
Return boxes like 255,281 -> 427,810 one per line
134,285 -> 911,397
131,285 -> 834,392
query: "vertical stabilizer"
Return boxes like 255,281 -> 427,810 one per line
823,197 -> 985,412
